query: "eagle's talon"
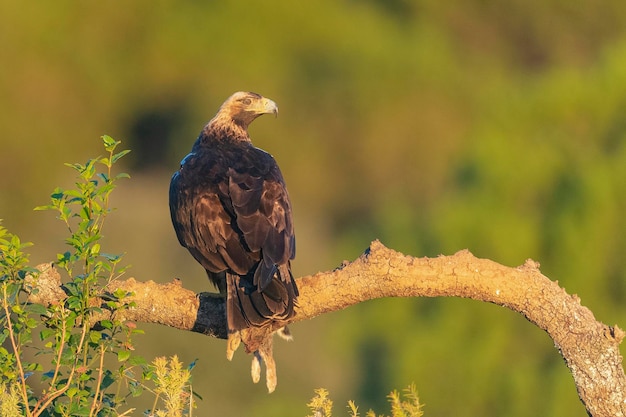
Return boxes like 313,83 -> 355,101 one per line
226,331 -> 241,361
257,337 -> 277,393
251,352 -> 261,384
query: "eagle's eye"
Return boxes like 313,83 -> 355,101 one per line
241,98 -> 252,106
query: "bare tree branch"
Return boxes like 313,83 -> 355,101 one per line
28,240 -> 625,417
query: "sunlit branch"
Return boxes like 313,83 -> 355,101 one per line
28,240 -> 626,417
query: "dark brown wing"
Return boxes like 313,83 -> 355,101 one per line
227,154 -> 295,290
169,160 -> 257,280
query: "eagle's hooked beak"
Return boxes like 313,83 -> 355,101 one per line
261,98 -> 278,118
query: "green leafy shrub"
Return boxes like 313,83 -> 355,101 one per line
0,136 -> 194,417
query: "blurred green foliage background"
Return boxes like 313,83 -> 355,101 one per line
2,1 -> 625,416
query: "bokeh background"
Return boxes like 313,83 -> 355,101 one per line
2,1 -> 626,416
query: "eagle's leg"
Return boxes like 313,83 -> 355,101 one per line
251,334 -> 277,393
236,326 -> 279,392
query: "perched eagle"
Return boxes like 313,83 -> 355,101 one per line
169,92 -> 298,390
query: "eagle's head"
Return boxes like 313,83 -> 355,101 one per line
217,91 -> 278,129
203,91 -> 278,143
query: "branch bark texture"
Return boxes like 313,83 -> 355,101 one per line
29,241 -> 625,416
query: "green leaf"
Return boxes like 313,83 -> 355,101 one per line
128,355 -> 147,366
97,172 -> 110,183
89,330 -> 102,344
25,362 -> 43,372
79,206 -> 91,221
25,317 -> 38,329
90,243 -> 101,257
81,159 -> 98,180
39,328 -> 55,341
100,370 -> 116,390
33,204 -> 55,211
113,288 -> 129,299
64,282 -> 80,296
4,283 -> 21,300
25,303 -> 48,315
102,135 -> 118,150
96,182 -> 115,198
51,187 -> 65,200
66,387 -> 79,398
128,380 -> 143,397
101,252 -> 123,262
64,162 -> 84,173
111,149 -> 131,164
99,156 -> 111,167
64,189 -> 86,201
68,333 -> 82,347
86,306 -> 102,315
117,350 -> 131,362
66,295 -> 82,310
61,205 -> 72,222
41,370 -> 55,381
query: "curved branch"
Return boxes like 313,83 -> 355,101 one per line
28,241 -> 625,417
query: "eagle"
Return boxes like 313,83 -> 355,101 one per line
168,91 -> 298,391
